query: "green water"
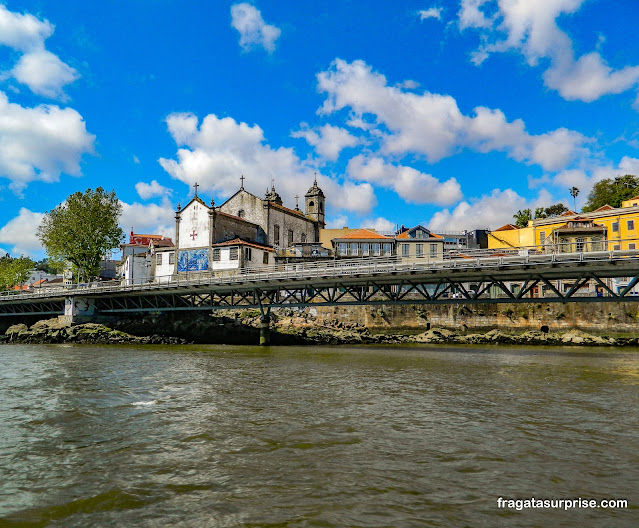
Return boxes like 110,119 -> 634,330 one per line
0,344 -> 638,527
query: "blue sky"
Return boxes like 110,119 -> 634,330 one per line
1,0 -> 639,258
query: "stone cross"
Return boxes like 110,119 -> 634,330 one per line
240,175 -> 245,189
193,182 -> 199,197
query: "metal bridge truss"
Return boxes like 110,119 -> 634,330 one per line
3,256 -> 639,316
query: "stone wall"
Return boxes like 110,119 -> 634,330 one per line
308,302 -> 639,335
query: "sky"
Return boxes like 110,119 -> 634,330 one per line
1,0 -> 639,258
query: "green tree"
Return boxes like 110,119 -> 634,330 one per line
0,254 -> 34,290
544,203 -> 568,217
37,188 -> 124,282
534,207 -> 546,219
513,208 -> 532,228
582,175 -> 639,212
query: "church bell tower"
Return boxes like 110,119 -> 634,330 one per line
304,174 -> 325,229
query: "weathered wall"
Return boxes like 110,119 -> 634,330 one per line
308,302 -> 639,335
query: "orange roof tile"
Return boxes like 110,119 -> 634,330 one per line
494,224 -> 518,231
334,229 -> 392,240
594,204 -> 614,211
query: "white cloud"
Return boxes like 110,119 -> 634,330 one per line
325,215 -> 349,229
291,123 -> 359,160
11,49 -> 79,100
0,4 -> 53,51
0,5 -> 79,99
317,59 -> 586,170
231,3 -> 281,53
0,207 -> 45,257
552,156 -> 639,195
347,155 -> 462,205
159,112 -> 377,214
418,8 -> 443,21
120,198 -> 175,240
462,0 -> 639,102
135,180 -> 172,200
0,91 -> 95,192
361,217 -> 396,232
458,0 -> 493,30
427,188 -> 554,231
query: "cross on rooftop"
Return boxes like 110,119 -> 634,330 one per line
193,182 -> 199,197
240,175 -> 245,189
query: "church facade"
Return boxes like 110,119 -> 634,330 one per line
172,177 -> 326,277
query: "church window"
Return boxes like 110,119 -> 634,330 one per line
156,253 -> 162,265
372,243 -> 380,256
288,229 -> 294,246
416,244 -> 423,257
349,243 -> 358,256
401,244 -> 409,257
274,225 -> 280,246
230,247 -> 239,260
237,209 -> 245,218
308,200 -> 315,210
263,252 -> 269,264
319,202 -> 323,213
383,243 -> 392,256
213,249 -> 221,261
169,252 -> 175,265
301,233 -> 307,243
244,247 -> 252,260
361,243 -> 369,256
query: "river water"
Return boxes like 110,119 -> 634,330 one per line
0,344 -> 638,527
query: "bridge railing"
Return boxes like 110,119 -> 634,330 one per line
3,249 -> 639,301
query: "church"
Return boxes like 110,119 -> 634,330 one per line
169,176 -> 326,278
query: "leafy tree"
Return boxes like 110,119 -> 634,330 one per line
513,208 -> 532,228
0,254 -> 34,290
582,175 -> 639,212
534,207 -> 546,219
544,203 -> 568,217
37,188 -> 124,282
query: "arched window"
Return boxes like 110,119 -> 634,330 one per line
237,209 -> 244,218
308,200 -> 315,209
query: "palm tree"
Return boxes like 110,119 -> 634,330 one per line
569,187 -> 580,211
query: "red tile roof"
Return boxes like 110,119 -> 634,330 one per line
594,204 -> 614,211
494,224 -> 518,231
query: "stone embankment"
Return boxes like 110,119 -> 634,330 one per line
2,308 -> 638,347
2,318 -> 186,345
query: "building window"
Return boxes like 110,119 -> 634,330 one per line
301,233 -> 307,243
213,248 -> 220,261
237,209 -> 245,218
263,252 -> 269,264
539,231 -> 546,245
230,247 -> 238,260
288,229 -> 294,246
337,243 -> 347,256
169,252 -> 175,265
372,243 -> 380,256
416,230 -> 423,239
273,225 -> 280,246
244,247 -> 252,260
382,243 -> 392,256
430,244 -> 437,257
416,244 -> 423,257
613,244 -> 621,251
630,243 -> 636,250
401,244 -> 410,257
576,238 -> 585,252
628,220 -> 635,231
361,243 -> 370,256
612,221 -> 619,232
156,253 -> 162,265
349,242 -> 358,256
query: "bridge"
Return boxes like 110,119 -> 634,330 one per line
3,250 -> 639,318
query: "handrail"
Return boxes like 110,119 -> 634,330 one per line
3,249 -> 639,301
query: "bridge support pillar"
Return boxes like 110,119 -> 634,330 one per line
259,314 -> 271,346
63,296 -> 96,324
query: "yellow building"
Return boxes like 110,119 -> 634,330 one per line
489,200 -> 639,252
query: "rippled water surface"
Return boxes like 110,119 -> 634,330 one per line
1,343 -> 638,527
